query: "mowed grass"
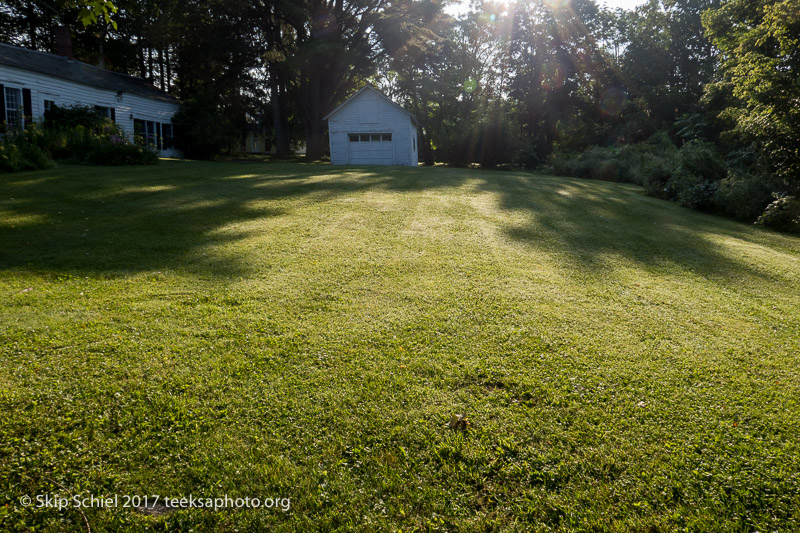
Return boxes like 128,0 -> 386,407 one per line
1,161 -> 799,532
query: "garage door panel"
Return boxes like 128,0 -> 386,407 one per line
347,133 -> 394,165
349,148 -> 393,164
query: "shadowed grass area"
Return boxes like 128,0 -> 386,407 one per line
1,161 -> 799,531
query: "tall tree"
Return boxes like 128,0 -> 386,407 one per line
703,0 -> 800,192
508,0 -> 612,162
621,0 -> 718,135
280,0 -> 376,159
258,2 -> 295,156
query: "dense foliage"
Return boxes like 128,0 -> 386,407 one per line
0,125 -> 52,172
1,0 -> 798,228
44,104 -> 159,165
703,0 -> 800,194
1,105 -> 158,171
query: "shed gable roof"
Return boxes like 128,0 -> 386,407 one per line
0,42 -> 178,103
324,85 -> 417,126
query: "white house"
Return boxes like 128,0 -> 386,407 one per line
0,42 -> 181,158
325,85 -> 418,166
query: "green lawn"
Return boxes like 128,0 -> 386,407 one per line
2,161 -> 799,532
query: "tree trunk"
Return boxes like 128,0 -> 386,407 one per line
270,74 -> 290,156
302,73 -> 326,160
138,43 -> 147,79
299,0 -> 331,161
166,47 -> 172,92
420,127 -> 434,166
267,14 -> 291,157
26,1 -> 37,49
158,48 -> 165,90
98,28 -> 106,68
419,95 -> 434,165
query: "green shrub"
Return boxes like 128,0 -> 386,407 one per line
755,194 -> 800,232
677,141 -> 727,182
173,94 -> 240,160
549,150 -> 587,178
660,142 -> 727,211
717,170 -> 780,221
0,142 -> 24,172
626,134 -> 678,189
640,153 -> 677,198
44,104 -> 108,130
1,124 -> 53,173
45,125 -> 97,161
588,147 -> 631,182
86,142 -> 158,166
434,113 -> 523,168
41,104 -> 158,166
549,146 -> 629,182
670,170 -> 719,210
549,133 -> 684,187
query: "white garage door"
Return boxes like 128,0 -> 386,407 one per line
348,133 -> 394,165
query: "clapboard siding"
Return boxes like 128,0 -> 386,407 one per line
327,86 -> 418,167
0,64 -> 181,158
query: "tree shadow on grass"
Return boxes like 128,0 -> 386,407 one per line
473,172 -> 800,286
0,161 -> 469,277
0,161 -> 797,284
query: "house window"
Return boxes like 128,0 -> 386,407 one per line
162,123 -> 174,150
134,118 -> 161,149
43,100 -> 55,114
133,119 -> 146,144
349,134 -> 359,142
413,136 -> 416,151
94,105 -> 115,122
382,133 -> 391,142
4,87 -> 22,129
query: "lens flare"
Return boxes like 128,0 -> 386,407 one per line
463,78 -> 477,93
479,11 -> 498,23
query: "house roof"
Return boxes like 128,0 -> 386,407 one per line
324,85 -> 417,126
0,42 -> 178,103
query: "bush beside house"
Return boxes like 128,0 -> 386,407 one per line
1,104 -> 158,173
0,125 -> 51,172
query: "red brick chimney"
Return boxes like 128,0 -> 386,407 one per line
54,26 -> 73,58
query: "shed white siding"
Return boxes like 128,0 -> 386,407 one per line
0,63 -> 181,158
326,86 -> 418,167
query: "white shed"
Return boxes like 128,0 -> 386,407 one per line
325,85 -> 418,166
0,42 -> 181,158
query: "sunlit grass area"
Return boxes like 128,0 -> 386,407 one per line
2,161 -> 799,531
